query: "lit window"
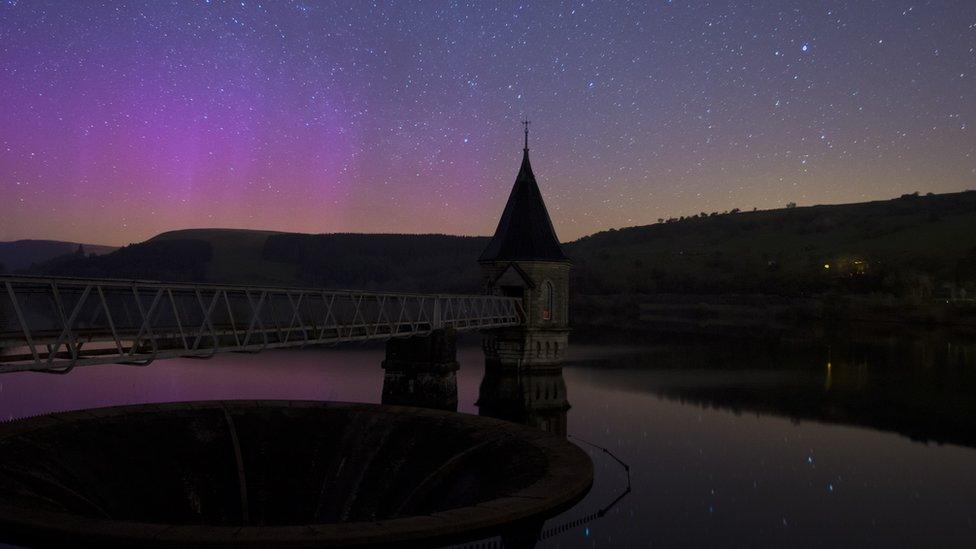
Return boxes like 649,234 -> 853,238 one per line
543,281 -> 554,321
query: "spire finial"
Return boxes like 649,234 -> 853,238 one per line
522,118 -> 530,151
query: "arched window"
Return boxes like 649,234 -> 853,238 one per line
542,281 -> 554,321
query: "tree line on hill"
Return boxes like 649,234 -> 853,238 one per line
570,190 -> 976,299
19,191 -> 976,301
30,240 -> 213,281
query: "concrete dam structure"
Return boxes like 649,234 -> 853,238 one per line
0,400 -> 592,548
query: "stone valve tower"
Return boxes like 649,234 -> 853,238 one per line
382,122 -> 570,413
479,121 -> 570,371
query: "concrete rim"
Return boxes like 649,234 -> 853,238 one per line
0,400 -> 594,548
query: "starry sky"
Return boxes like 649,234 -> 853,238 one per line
1,1 -> 974,246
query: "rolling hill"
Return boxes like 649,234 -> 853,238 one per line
26,191 -> 976,303
31,229 -> 490,293
569,190 -> 976,297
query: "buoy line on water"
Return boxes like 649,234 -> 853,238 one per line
441,434 -> 630,548
535,434 -> 633,542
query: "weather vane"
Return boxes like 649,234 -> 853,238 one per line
522,118 -> 530,151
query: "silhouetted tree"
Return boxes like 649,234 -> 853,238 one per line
32,240 -> 213,282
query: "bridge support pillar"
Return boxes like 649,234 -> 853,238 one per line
381,328 -> 459,412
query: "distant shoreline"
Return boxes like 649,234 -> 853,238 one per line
572,293 -> 976,338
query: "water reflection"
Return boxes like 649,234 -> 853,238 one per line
573,332 -> 976,448
0,333 -> 975,547
473,364 -> 640,549
477,366 -> 570,438
553,333 -> 976,547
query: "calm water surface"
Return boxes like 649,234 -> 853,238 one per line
1,332 -> 974,548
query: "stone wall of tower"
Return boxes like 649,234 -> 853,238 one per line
480,261 -> 570,328
483,327 -> 569,371
481,260 -> 570,371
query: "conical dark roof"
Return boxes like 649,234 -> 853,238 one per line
479,150 -> 568,263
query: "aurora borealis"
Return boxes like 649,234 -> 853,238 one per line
1,0 -> 974,245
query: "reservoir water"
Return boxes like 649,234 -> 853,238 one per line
1,330 -> 974,547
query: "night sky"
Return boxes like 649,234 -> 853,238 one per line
1,1 -> 974,246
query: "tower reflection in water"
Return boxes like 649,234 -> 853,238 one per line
379,338 -> 572,438
477,364 -> 570,438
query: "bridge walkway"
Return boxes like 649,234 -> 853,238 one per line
0,275 -> 523,374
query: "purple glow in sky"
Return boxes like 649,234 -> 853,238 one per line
1,1 -> 975,245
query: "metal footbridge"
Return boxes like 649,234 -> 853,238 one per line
0,275 -> 523,374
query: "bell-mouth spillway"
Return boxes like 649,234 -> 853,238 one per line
0,400 -> 593,548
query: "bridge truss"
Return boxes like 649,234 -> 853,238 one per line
0,276 -> 523,374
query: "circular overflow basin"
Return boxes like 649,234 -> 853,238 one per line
0,400 -> 592,548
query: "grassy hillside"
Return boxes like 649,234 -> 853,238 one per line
152,229 -> 488,292
33,229 -> 488,293
566,191 -> 976,297
261,232 -> 487,292
151,228 -> 299,285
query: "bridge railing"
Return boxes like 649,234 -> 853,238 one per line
0,275 -> 523,374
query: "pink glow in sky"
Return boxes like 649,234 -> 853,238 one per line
2,1 -> 974,246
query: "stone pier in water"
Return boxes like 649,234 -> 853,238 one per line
381,328 -> 459,412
